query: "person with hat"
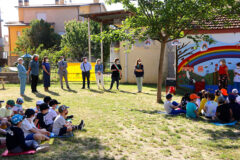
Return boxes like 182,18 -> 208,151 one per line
52,105 -> 84,136
220,88 -> 228,101
34,100 -> 44,115
17,58 -> 28,96
0,100 -> 15,121
164,94 -> 186,115
13,98 -> 24,115
27,54 -> 40,93
80,57 -> 92,89
21,109 -> 50,142
44,99 -> 60,128
216,96 -> 233,123
228,94 -> 240,121
186,94 -> 199,118
7,114 -> 49,153
35,103 -> 51,131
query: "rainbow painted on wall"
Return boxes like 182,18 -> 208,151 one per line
177,45 -> 240,73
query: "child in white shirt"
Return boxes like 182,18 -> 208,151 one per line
204,93 -> 218,119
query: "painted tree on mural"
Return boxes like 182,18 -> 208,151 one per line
100,0 -> 240,103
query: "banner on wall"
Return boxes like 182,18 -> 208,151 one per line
64,63 -> 96,82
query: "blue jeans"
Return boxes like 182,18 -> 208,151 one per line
19,77 -> 27,95
170,109 -> 186,115
233,82 -> 240,91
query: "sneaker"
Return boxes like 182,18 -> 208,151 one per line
36,145 -> 50,153
78,120 -> 85,130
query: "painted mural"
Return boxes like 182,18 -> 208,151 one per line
177,34 -> 240,93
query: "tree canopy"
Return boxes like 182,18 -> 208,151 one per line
97,0 -> 240,102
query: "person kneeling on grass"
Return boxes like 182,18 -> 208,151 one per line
21,109 -> 50,142
6,114 -> 49,153
52,105 -> 84,136
204,93 -> 218,120
186,94 -> 199,119
164,94 -> 186,115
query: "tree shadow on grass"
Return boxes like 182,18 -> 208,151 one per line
47,137 -> 115,160
202,128 -> 240,141
46,90 -> 60,96
22,94 -> 33,102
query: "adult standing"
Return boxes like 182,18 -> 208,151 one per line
80,57 -> 92,89
28,54 -> 39,93
109,58 -> 122,90
217,59 -> 229,90
42,56 -> 50,92
17,58 -> 28,96
95,59 -> 104,89
134,58 -> 144,93
58,56 -> 70,90
233,62 -> 240,91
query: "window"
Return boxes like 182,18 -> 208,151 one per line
36,13 -> 47,21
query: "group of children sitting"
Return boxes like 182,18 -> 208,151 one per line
164,88 -> 240,123
0,96 -> 85,154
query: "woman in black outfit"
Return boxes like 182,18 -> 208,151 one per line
109,58 -> 122,90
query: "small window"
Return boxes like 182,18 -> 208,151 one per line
17,31 -> 21,37
37,13 -> 47,21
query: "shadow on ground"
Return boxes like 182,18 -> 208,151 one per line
46,90 -> 60,96
22,94 -> 33,102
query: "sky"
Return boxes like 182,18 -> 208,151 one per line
0,0 -> 123,37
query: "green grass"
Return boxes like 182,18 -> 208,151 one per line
1,82 -> 240,160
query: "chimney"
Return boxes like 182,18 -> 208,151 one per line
18,0 -> 23,6
55,0 -> 59,5
93,0 -> 99,3
24,0 -> 29,6
60,0 -> 64,5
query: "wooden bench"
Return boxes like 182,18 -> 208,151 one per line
0,76 -> 7,89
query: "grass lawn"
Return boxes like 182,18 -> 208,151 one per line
1,82 -> 240,160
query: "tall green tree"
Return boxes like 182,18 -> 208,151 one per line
15,19 -> 61,54
101,0 -> 240,103
61,20 -> 110,62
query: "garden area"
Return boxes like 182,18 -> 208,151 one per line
1,83 -> 240,160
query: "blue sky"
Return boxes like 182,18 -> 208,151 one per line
0,0 -> 123,37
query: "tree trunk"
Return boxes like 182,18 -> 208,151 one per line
157,42 -> 167,103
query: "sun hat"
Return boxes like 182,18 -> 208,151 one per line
232,89 -> 238,94
7,100 -> 15,106
190,94 -> 200,100
49,99 -> 61,106
11,114 -> 24,125
221,88 -> 228,96
58,105 -> 69,113
16,98 -> 24,104
36,100 -> 44,105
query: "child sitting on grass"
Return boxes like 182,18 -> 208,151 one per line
43,96 -> 52,106
35,103 -> 52,131
34,100 -> 44,116
214,90 -> 221,103
44,99 -> 60,128
13,98 -> 24,115
198,90 -> 209,115
216,96 -> 233,123
0,100 -> 15,129
180,93 -> 190,110
21,109 -> 50,142
164,94 -> 186,115
204,93 -> 218,119
6,114 -> 49,153
52,105 -> 84,136
186,94 -> 199,118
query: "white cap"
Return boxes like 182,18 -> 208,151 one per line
36,100 -> 44,105
232,88 -> 238,94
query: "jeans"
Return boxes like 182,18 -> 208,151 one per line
233,82 -> 240,91
170,109 -> 186,115
110,77 -> 119,89
82,71 -> 90,88
9,140 -> 39,153
95,73 -> 104,88
31,74 -> 38,92
19,76 -> 27,95
136,77 -> 143,92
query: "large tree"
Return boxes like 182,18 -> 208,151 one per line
61,20 -> 110,62
101,0 -> 240,103
15,19 -> 61,53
